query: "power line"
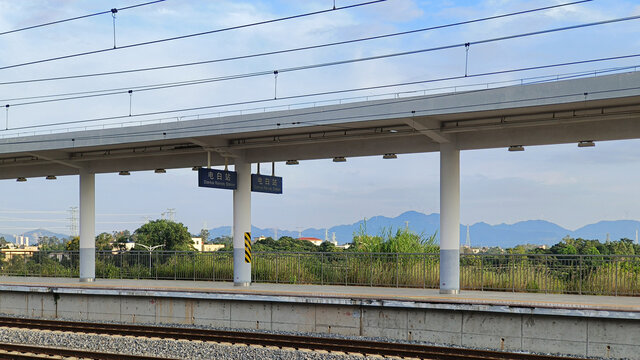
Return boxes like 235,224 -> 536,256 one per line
3,38 -> 640,111
0,210 -> 67,214
2,63 -> 638,148
0,0 -> 386,72
0,0 -> 591,87
0,0 -> 167,37
0,217 -> 68,223
0,226 -> 69,230
3,13 -> 639,109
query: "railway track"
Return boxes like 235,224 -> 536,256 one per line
0,316 -> 589,360
0,342 -> 170,359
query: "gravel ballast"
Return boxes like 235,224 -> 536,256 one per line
0,326 -> 386,360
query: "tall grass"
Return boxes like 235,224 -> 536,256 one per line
1,251 -> 639,296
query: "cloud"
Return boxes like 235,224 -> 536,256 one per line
363,0 -> 424,22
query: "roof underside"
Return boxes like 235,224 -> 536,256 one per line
0,71 -> 639,179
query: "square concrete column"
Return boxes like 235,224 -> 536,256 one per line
440,142 -> 460,294
79,169 -> 95,282
233,157 -> 251,286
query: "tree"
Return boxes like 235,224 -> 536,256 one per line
253,236 -> 320,252
199,228 -> 210,243
134,219 -> 194,251
38,236 -> 65,251
318,241 -> 337,252
95,232 -> 115,251
65,236 -> 80,251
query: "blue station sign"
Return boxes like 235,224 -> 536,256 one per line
198,168 -> 237,190
251,174 -> 283,194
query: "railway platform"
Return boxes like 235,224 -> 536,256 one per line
0,276 -> 637,359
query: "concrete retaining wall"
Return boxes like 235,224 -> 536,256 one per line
0,291 -> 637,359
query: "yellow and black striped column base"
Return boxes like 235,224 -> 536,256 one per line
244,232 -> 252,263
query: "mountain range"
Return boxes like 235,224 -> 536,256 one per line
2,212 -> 639,248
209,211 -> 640,247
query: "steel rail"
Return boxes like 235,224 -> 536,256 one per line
0,342 -> 172,359
0,317 -> 589,360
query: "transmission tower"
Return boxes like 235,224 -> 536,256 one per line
163,208 -> 176,221
68,206 -> 78,237
465,225 -> 471,248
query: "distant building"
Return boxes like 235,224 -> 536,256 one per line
2,246 -> 38,260
298,237 -> 323,246
202,244 -> 225,252
13,235 -> 29,247
111,241 -> 136,253
336,244 -> 351,250
192,237 -> 225,252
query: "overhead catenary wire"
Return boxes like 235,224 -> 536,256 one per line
3,9 -> 640,109
0,0 -> 386,72
0,0 -> 592,87
3,53 -> 639,134
0,0 -> 167,37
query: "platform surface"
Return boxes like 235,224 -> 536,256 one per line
0,276 -> 637,316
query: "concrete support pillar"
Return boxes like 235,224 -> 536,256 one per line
439,142 -> 460,294
233,157 -> 251,286
79,169 -> 96,282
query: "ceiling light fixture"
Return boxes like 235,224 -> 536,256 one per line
192,166 -> 201,171
16,177 -> 26,182
285,160 -> 299,165
578,140 -> 595,148
383,153 -> 397,159
45,175 -> 57,180
154,168 -> 166,174
333,156 -> 346,162
508,145 -> 524,152
119,170 -> 130,176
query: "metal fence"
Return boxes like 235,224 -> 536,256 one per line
1,251 -> 639,296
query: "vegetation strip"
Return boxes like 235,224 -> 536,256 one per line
0,317 -> 589,360
4,220 -> 640,296
0,341 -> 172,359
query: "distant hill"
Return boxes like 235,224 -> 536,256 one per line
0,229 -> 69,244
209,211 -> 640,247
23,229 -> 69,241
572,220 -> 640,241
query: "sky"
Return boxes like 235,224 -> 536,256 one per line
1,0 -> 640,236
